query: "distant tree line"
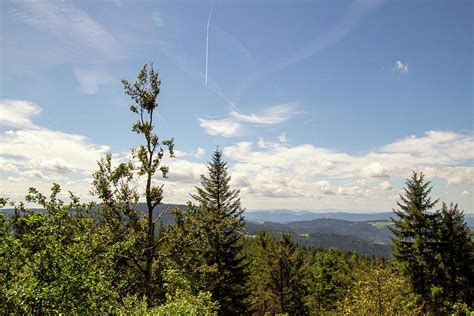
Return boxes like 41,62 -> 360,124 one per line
1,63 -> 472,315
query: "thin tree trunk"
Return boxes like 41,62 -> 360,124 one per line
146,203 -> 154,307
146,155 -> 154,307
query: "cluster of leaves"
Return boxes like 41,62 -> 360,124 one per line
339,264 -> 422,315
0,186 -> 118,314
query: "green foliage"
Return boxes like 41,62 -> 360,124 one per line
390,171 -> 439,306
247,231 -> 280,314
432,202 -> 474,310
184,148 -> 249,314
115,270 -> 218,315
269,233 -> 309,315
339,264 -> 422,315
91,62 -> 175,306
391,171 -> 474,313
305,248 -> 366,312
190,148 -> 241,215
0,185 -> 118,314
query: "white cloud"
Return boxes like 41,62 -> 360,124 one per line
74,68 -> 113,94
198,118 -> 242,137
377,180 -> 394,191
0,99 -> 41,129
0,129 -> 109,174
173,147 -> 206,159
363,162 -> 389,178
393,60 -> 409,73
461,190 -> 471,197
36,157 -> 74,174
316,180 -> 336,195
166,159 -> 206,184
230,104 -> 298,125
230,173 -> 251,188
278,132 -> 287,143
7,176 -> 24,182
194,147 -> 206,158
381,131 -> 474,165
0,100 -> 115,203
1,101 -> 472,212
0,158 -> 18,173
221,130 -> 474,210
438,167 -> 474,186
321,160 -> 335,171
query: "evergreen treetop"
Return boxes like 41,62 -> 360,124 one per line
390,171 -> 439,310
190,148 -> 242,218
189,147 -> 249,314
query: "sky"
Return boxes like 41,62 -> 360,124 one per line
0,0 -> 473,212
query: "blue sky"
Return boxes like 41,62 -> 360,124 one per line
0,0 -> 473,212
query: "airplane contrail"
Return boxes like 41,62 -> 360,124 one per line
205,0 -> 215,85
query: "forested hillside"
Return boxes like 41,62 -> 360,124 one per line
1,63 -> 473,315
246,221 -> 392,258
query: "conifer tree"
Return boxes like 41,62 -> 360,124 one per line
390,171 -> 439,307
435,202 -> 474,308
269,233 -> 308,315
190,148 -> 249,315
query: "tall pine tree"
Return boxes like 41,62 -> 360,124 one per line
434,202 -> 474,308
190,148 -> 249,315
390,171 -> 439,309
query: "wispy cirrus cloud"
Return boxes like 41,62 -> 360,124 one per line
198,103 -> 299,137
205,0 -> 215,85
234,0 -> 384,101
74,67 -> 113,94
8,0 -> 121,64
230,104 -> 299,125
5,0 -> 122,95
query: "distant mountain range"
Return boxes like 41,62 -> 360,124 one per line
244,209 -> 395,223
245,209 -> 474,227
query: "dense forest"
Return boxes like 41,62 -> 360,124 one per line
1,63 -> 473,315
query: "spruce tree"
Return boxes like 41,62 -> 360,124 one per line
390,171 -> 439,308
435,202 -> 474,308
269,233 -> 309,315
190,148 -> 249,315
